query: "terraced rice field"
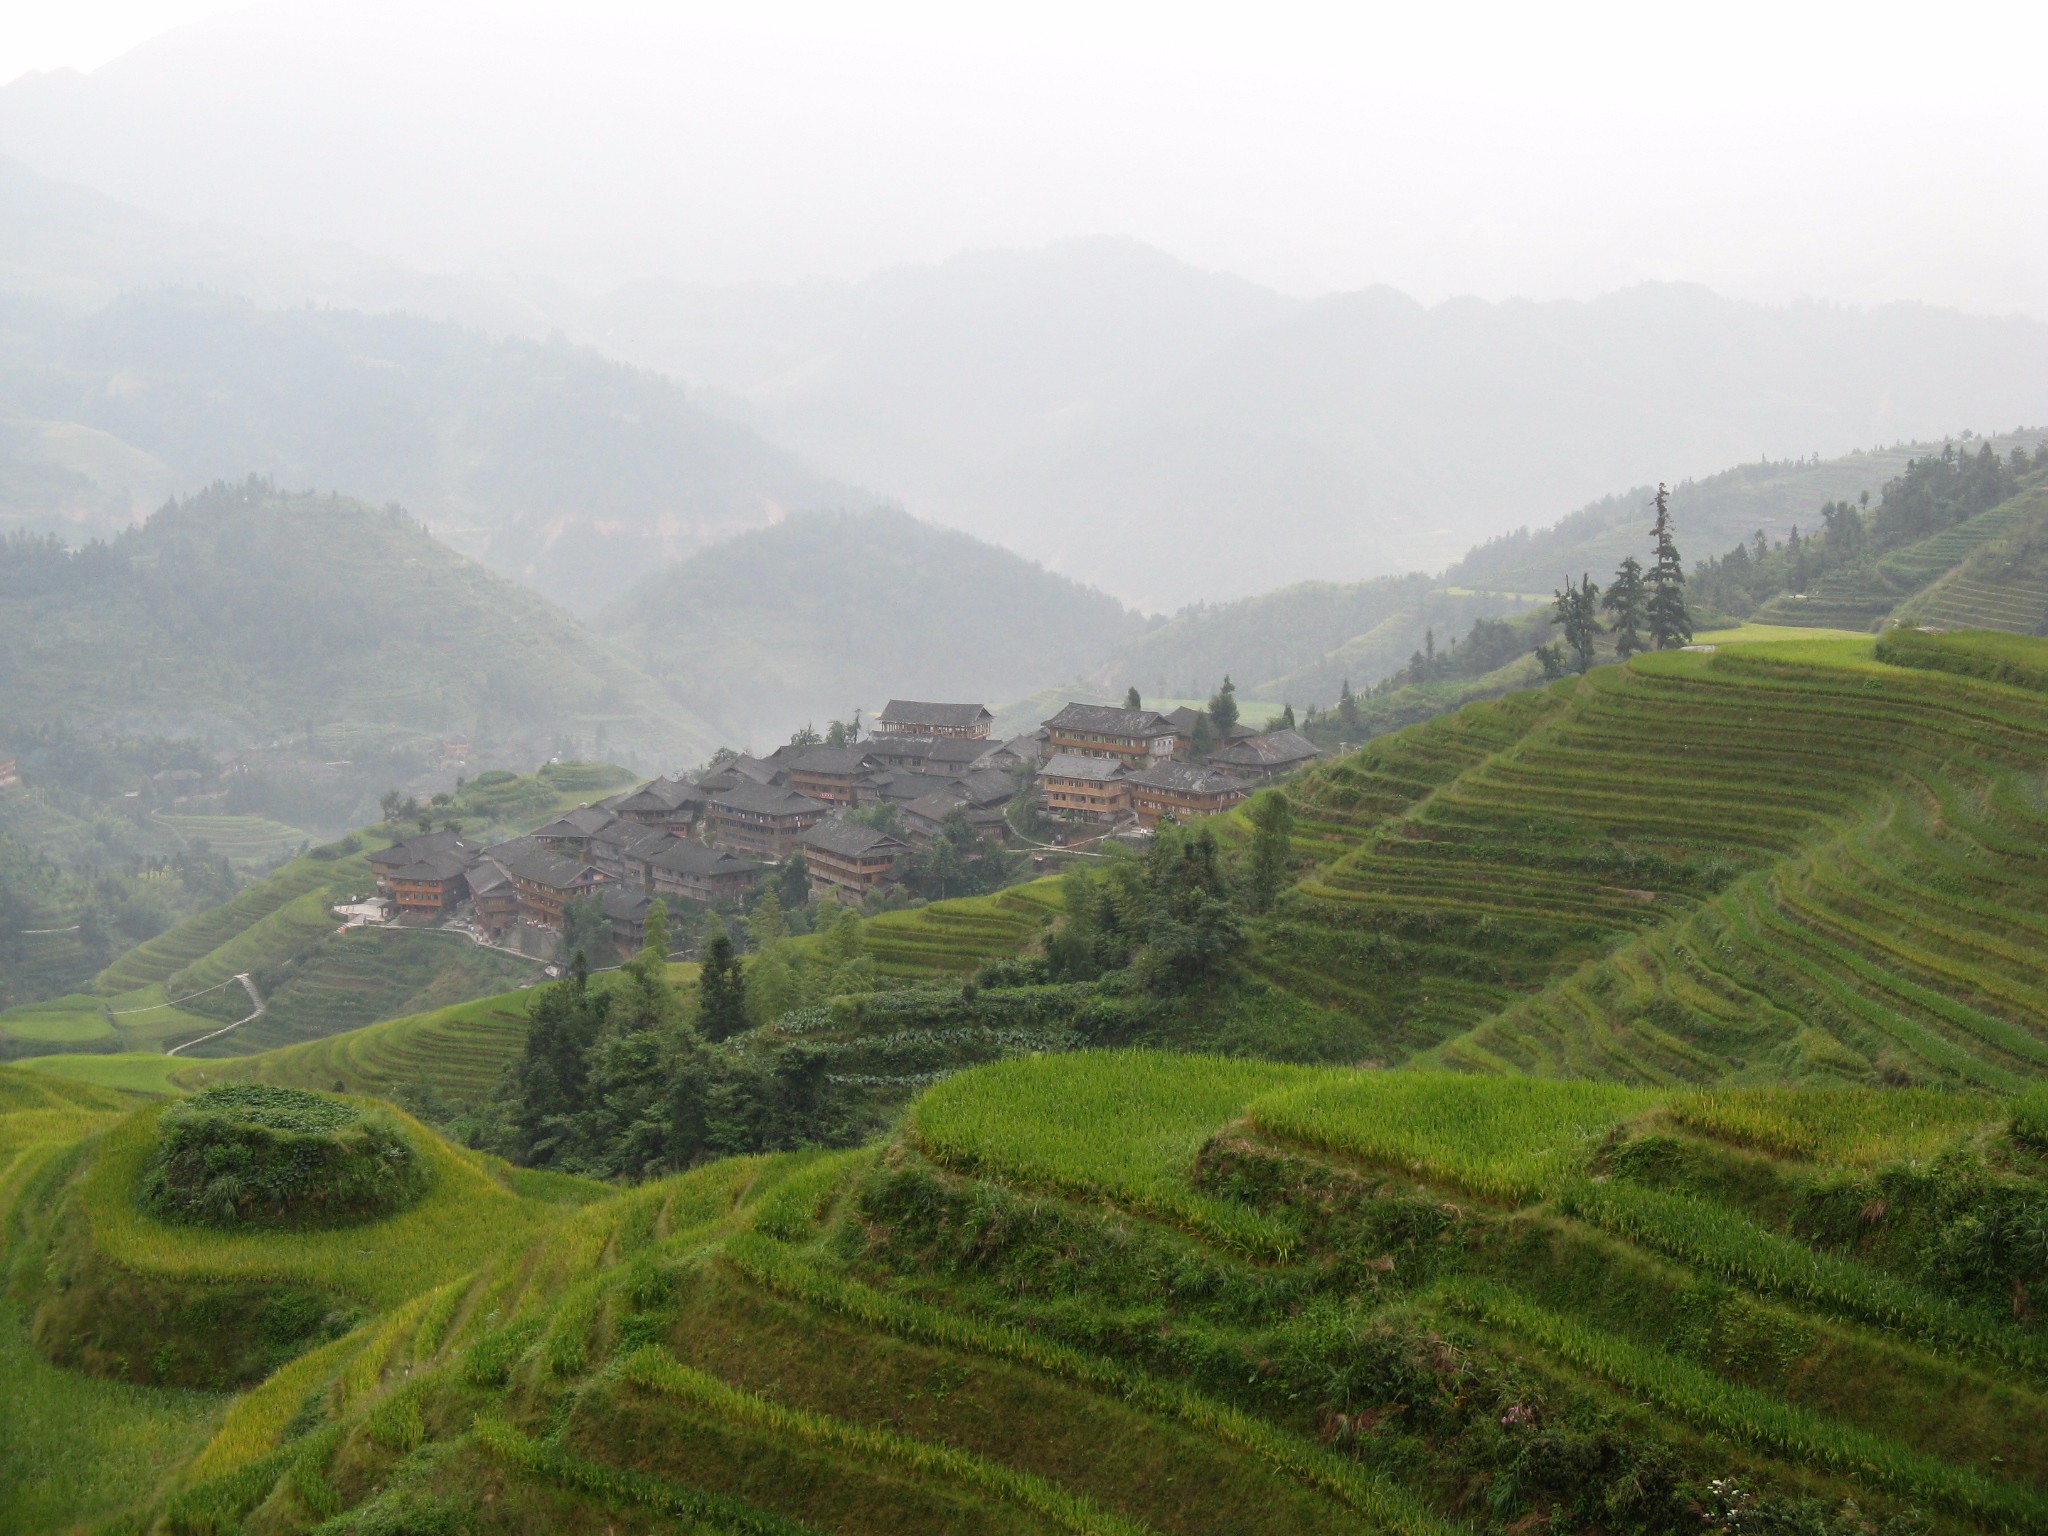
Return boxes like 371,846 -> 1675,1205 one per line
92,851 -> 370,995
1271,637 -> 2048,1085
175,990 -> 542,1104
859,880 -> 1065,978
1749,493 -> 2045,630
93,1056 -> 2048,1536
154,813 -> 312,866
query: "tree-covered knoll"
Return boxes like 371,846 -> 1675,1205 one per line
0,478 -> 716,768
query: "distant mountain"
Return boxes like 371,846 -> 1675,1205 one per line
0,287 -> 861,612
582,267 -> 2048,610
601,507 -> 1144,747
0,482 -> 717,767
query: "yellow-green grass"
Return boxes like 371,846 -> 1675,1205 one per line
92,849 -> 371,994
174,987 -> 541,1102
910,1051 -> 1315,1255
13,1052 -> 190,1095
0,1290 -> 226,1536
1692,622 -> 1878,645
1664,1085 -> 1997,1165
0,993 -> 115,1044
75,1100 -> 570,1310
0,1068 -> 226,1535
855,879 -> 1065,978
97,982 -> 240,1050
1247,1073 -> 1659,1202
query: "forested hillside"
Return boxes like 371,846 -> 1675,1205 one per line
0,481 -> 716,766
603,506 -> 1144,745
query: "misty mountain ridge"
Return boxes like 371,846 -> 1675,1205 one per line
0,285 -> 862,612
600,505 -> 1145,746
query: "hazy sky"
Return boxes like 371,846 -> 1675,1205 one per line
6,1 -> 2048,314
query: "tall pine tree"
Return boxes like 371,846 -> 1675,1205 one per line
1647,484 -> 1693,649
696,929 -> 749,1042
1548,572 -> 1603,674
1602,556 -> 1648,659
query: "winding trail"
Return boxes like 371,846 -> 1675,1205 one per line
165,973 -> 264,1057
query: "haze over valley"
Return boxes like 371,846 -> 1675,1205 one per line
8,8 -> 2048,1535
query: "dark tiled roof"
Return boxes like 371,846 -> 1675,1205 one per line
390,850 -> 471,882
879,700 -> 991,729
1131,761 -> 1252,795
801,816 -> 910,860
602,887 -> 653,921
788,746 -> 874,777
1162,706 -> 1205,733
613,778 -> 702,814
923,737 -> 993,766
1208,729 -> 1323,768
650,840 -> 764,878
711,783 -> 830,817
369,830 -> 479,870
1043,704 -> 1176,738
870,770 -> 964,803
495,844 -> 601,890
532,806 -> 618,840
729,755 -> 787,785
954,767 -> 1017,807
465,861 -> 511,896
1040,752 -> 1131,781
903,788 -> 967,824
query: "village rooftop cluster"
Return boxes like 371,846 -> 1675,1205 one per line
362,699 -> 1321,959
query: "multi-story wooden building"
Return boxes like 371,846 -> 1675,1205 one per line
495,845 -> 607,930
800,816 -> 911,899
786,746 -> 874,807
1038,752 -> 1132,824
368,830 -> 479,900
531,805 -> 618,856
464,858 -> 522,940
1042,704 -> 1183,766
708,783 -> 829,862
610,777 -> 709,837
1127,761 -> 1253,829
586,821 -> 676,887
647,840 -> 765,905
876,700 -> 993,738
387,849 -> 473,914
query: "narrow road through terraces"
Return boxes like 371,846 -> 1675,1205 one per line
165,973 -> 265,1057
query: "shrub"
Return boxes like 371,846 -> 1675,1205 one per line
2012,1083 -> 2048,1149
138,1085 -> 430,1230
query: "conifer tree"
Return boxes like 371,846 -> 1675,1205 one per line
1647,483 -> 1693,649
696,930 -> 749,1042
1550,573 -> 1602,673
1602,556 -> 1648,659
1208,675 -> 1239,732
1124,686 -> 1142,709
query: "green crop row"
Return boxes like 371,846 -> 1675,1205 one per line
1441,1279 -> 2048,1527
721,1233 -> 1456,1536
616,1346 -> 1153,1536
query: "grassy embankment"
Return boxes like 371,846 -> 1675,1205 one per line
22,1053 -> 2047,1535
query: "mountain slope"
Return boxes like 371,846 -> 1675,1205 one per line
1261,631 -> 2048,1087
0,482 -> 717,766
0,288 -> 859,610
603,506 -> 1144,745
16,1056 -> 2047,1535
